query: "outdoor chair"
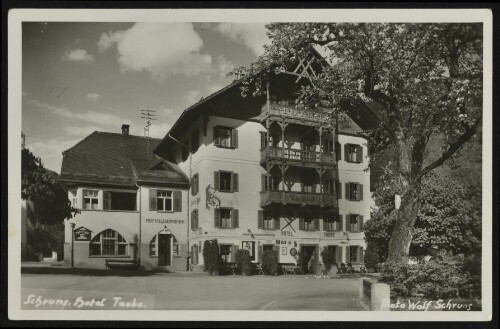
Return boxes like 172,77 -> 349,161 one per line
255,264 -> 265,275
336,262 -> 346,274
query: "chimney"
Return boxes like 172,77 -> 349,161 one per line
121,124 -> 130,136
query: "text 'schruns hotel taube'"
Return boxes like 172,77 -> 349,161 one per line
60,51 -> 380,272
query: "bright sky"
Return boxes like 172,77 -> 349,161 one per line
22,22 -> 269,173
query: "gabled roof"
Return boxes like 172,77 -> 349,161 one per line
60,131 -> 189,188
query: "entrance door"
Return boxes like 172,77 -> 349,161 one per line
192,244 -> 198,265
300,245 -> 319,274
158,234 -> 171,266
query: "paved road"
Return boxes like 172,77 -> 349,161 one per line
21,272 -> 363,311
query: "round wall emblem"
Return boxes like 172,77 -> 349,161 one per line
290,248 -> 297,256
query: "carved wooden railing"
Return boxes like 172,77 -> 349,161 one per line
261,146 -> 335,165
260,190 -> 338,207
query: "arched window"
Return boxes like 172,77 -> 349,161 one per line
89,229 -> 128,256
149,235 -> 157,256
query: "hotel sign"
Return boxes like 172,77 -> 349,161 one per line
74,227 -> 92,241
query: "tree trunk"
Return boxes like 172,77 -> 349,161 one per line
386,185 -> 422,262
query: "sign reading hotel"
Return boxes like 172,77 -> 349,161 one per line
145,218 -> 185,224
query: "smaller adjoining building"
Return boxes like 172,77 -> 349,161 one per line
60,125 -> 190,270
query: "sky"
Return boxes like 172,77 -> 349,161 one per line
22,22 -> 270,173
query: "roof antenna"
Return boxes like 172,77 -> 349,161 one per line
140,106 -> 156,154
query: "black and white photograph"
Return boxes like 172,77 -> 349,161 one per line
7,8 -> 493,322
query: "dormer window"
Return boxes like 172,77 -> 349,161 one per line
83,189 -> 99,210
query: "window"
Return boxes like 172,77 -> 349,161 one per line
346,183 -> 363,201
150,189 -> 182,212
70,190 -> 77,208
345,144 -> 363,163
149,235 -> 156,256
349,214 -> 364,232
214,208 -> 239,229
191,209 -> 199,230
173,237 -> 180,257
103,191 -> 137,211
190,129 -> 200,153
302,173 -> 315,193
157,190 -> 173,211
83,189 -> 99,210
349,246 -> 359,263
220,171 -> 232,192
191,173 -> 199,196
300,217 -> 319,231
324,215 -> 342,232
220,244 -> 232,263
323,139 -> 334,154
214,171 -> 238,192
214,126 -> 238,148
89,229 -> 128,256
258,211 -> 280,230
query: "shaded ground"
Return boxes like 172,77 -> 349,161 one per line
21,272 -> 363,311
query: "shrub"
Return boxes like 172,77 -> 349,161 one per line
235,249 -> 254,276
379,261 -> 473,299
320,249 -> 336,272
202,239 -> 220,275
297,250 -> 310,274
364,242 -> 382,270
261,250 -> 279,275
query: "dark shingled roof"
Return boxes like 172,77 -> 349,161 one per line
60,131 -> 189,187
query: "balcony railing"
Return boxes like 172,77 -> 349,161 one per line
263,102 -> 332,123
261,146 -> 335,166
260,190 -> 338,208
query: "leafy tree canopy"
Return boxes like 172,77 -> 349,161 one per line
236,23 -> 482,262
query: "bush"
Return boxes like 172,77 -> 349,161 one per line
202,239 -> 220,275
261,250 -> 279,275
364,242 -> 382,270
320,249 -> 336,272
379,261 -> 473,299
297,250 -> 310,274
235,249 -> 254,276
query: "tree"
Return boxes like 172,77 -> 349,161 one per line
236,23 -> 482,262
22,147 -> 73,224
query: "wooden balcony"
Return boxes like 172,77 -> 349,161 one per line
260,190 -> 338,208
261,146 -> 335,167
262,102 -> 332,125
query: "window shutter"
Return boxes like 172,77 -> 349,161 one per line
345,246 -> 350,263
231,129 -> 238,148
214,208 -> 220,228
358,246 -> 364,263
274,216 -> 280,230
191,211 -> 194,230
195,174 -> 199,195
149,189 -> 157,211
345,183 -> 350,200
261,174 -> 267,191
232,173 -> 239,192
336,246 -> 342,263
232,209 -> 239,228
258,210 -> 264,229
173,190 -> 182,212
272,245 -> 280,263
336,180 -> 342,199
335,142 -> 341,161
314,218 -> 320,231
344,143 -> 349,161
359,215 -> 364,232
357,145 -> 363,163
338,215 -> 343,231
299,218 -> 305,230
214,171 -> 220,191
231,245 -> 239,263
195,211 -> 199,229
190,177 -> 194,196
213,126 -> 220,146
359,184 -> 363,201
103,192 -> 111,210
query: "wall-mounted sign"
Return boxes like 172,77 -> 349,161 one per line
74,227 -> 92,241
281,231 -> 293,237
324,232 -> 335,238
290,248 -> 298,256
145,219 -> 184,224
